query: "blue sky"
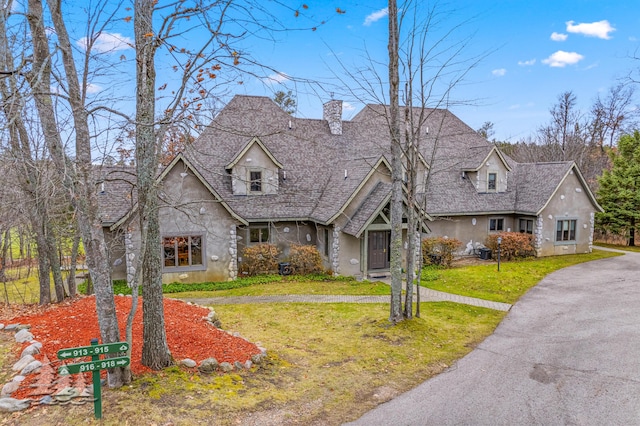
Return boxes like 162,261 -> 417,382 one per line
236,1 -> 640,142
14,0 -> 639,144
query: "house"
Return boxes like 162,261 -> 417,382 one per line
101,95 -> 602,284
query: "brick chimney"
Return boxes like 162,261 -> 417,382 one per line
323,99 -> 343,135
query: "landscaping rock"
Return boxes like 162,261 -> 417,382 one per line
219,362 -> 233,372
20,343 -> 41,358
16,324 -> 31,330
244,360 -> 253,370
207,310 -> 219,322
54,387 -> 79,402
0,397 -> 30,412
0,324 -> 4,330
12,376 -> 25,383
234,361 -> 244,370
181,358 -> 197,368
212,320 -> 222,328
4,324 -> 19,332
14,329 -> 33,343
39,395 -> 53,405
198,358 -> 219,373
12,355 -> 35,372
20,360 -> 43,375
251,353 -> 266,365
1,382 -> 19,396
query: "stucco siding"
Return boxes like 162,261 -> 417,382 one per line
537,171 -> 595,256
158,161 -> 240,283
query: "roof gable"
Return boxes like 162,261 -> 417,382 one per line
225,136 -> 283,170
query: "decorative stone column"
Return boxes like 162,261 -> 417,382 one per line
228,225 -> 238,281
331,226 -> 340,275
588,212 -> 595,252
124,229 -> 136,288
535,216 -> 544,253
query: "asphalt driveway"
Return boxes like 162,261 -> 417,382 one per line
346,250 -> 640,425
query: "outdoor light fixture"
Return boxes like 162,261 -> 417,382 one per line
497,236 -> 502,272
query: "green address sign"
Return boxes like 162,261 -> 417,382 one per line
58,356 -> 130,375
57,342 -> 129,359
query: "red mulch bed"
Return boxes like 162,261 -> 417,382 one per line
1,295 -> 261,399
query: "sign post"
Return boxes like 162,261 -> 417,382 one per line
57,339 -> 130,420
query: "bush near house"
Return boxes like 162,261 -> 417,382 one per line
239,243 -> 281,276
421,237 -> 462,267
288,244 -> 324,275
484,232 -> 535,261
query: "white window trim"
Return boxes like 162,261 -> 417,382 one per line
248,169 -> 263,194
487,171 -> 498,192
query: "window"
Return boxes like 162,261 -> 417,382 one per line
324,229 -> 330,256
488,172 -> 497,191
249,170 -> 262,193
489,218 -> 504,232
519,219 -> 534,234
163,236 -> 203,269
556,219 -> 576,242
249,227 -> 269,243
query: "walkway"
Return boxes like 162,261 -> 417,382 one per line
184,285 -> 512,312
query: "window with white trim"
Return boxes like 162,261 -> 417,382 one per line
249,170 -> 262,193
163,236 -> 204,269
556,219 -> 576,242
488,172 -> 497,191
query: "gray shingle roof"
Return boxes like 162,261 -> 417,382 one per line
101,95 -> 598,226
342,182 -> 392,237
96,165 -> 137,225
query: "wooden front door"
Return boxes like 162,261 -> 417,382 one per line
368,231 -> 390,270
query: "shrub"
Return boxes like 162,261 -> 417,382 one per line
421,237 -> 462,267
484,232 -> 535,261
239,243 -> 281,276
288,244 -> 324,275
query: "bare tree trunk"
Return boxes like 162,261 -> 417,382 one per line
31,0 -> 130,386
388,0 -> 404,323
66,229 -> 80,297
135,0 -> 172,369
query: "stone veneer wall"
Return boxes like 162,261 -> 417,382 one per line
229,225 -> 238,280
535,216 -> 544,253
331,226 -> 340,275
588,212 -> 595,252
125,229 -> 135,286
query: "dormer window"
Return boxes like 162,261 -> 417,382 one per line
488,172 -> 497,191
249,170 -> 262,193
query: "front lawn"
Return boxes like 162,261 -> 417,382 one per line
421,249 -> 622,304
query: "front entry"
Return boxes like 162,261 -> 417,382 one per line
368,230 -> 390,270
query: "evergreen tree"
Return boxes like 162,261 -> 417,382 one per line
596,131 -> 640,245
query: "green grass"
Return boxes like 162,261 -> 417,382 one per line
593,242 -> 640,252
4,301 -> 505,425
421,249 -> 623,304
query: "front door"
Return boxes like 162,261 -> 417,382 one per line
368,231 -> 390,270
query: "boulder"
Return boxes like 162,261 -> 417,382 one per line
1,382 -> 20,397
219,362 -> 233,373
14,329 -> 33,343
198,358 -> 219,373
20,343 -> 40,358
12,355 -> 35,372
181,359 -> 197,368
20,360 -> 42,376
0,397 -> 31,412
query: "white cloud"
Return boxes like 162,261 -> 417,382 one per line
86,83 -> 102,94
566,20 -> 615,39
550,32 -> 568,41
364,8 -> 388,26
343,102 -> 355,111
263,72 -> 290,84
518,59 -> 536,66
542,50 -> 584,67
492,68 -> 506,77
77,32 -> 133,53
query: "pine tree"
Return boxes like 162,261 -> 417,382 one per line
596,131 -> 640,246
